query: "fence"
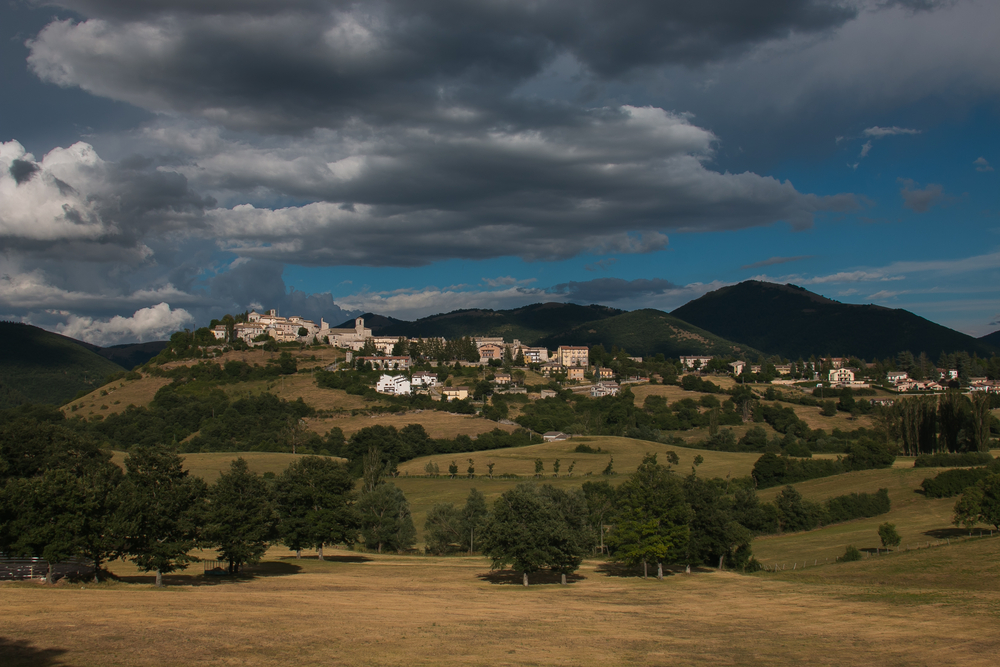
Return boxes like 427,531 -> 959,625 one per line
0,554 -> 92,581
762,529 -> 996,573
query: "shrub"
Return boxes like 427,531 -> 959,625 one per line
920,467 -> 993,498
825,489 -> 890,523
878,522 -> 901,548
836,545 -> 863,562
573,443 -> 602,454
914,452 -> 994,468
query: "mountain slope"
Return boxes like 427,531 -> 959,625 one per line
0,322 -> 126,406
342,303 -> 624,344
672,281 -> 997,360
535,309 -> 758,358
980,330 -> 1000,348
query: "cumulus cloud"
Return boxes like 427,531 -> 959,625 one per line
898,178 -> 945,212
974,157 -> 994,172
741,255 -> 813,270
54,302 -> 194,346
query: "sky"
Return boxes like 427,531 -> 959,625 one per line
1,0 -> 998,346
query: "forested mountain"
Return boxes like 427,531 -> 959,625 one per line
338,303 -> 624,344
980,329 -> 1000,349
0,322 -> 126,407
672,281 -> 997,360
535,309 -> 758,359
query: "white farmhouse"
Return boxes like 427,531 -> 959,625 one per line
376,374 -> 411,396
828,368 -> 855,384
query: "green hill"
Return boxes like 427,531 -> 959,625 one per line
980,329 -> 1000,348
340,302 -> 624,344
0,322 -> 126,406
535,308 -> 758,358
672,281 -> 997,360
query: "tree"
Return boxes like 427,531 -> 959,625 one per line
552,459 -> 561,477
534,458 -> 544,478
582,480 -> 616,554
606,454 -> 690,579
274,457 -> 357,560
467,458 -> 475,479
953,486 -> 984,534
448,461 -> 459,478
602,457 -> 614,476
480,483 -> 591,585
878,522 -> 901,549
206,458 -> 278,574
969,392 -> 993,452
461,488 -> 489,553
357,483 -> 416,553
117,445 -> 207,586
976,474 -> 1000,529
424,503 -> 463,554
486,461 -> 495,479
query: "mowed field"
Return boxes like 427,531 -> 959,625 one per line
2,538 -> 999,666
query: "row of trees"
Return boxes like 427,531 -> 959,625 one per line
872,392 -> 998,456
0,415 -> 418,583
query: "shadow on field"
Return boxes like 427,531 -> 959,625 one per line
595,562 -> 712,578
116,561 -> 303,586
279,555 -> 373,564
924,528 -> 973,539
476,570 -> 586,585
0,636 -> 70,667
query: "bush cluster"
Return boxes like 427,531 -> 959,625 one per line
913,451 -> 994,468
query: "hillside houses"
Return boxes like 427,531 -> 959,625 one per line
375,374 -> 411,396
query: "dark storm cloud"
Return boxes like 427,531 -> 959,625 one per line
547,277 -> 679,303
204,258 -> 358,325
27,1 -> 856,132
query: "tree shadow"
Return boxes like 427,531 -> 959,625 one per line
594,562 -> 713,578
277,554 -> 373,564
923,528 -> 971,539
115,561 -> 303,587
0,636 -> 71,667
476,569 -> 586,585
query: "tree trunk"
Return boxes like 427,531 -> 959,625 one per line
657,562 -> 663,580
718,555 -> 725,570
93,557 -> 102,584
561,573 -> 567,585
643,561 -> 648,579
47,561 -> 54,584
318,545 -> 324,561
296,549 -> 301,560
155,568 -> 163,588
523,572 -> 529,587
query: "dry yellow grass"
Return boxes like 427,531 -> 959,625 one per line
61,376 -> 173,417
307,411 -> 519,439
2,540 -> 998,666
107,451 -> 343,483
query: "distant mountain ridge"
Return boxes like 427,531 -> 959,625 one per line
337,303 -> 625,345
672,281 -> 997,360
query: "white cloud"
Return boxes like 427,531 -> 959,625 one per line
974,157 -> 994,172
54,302 -> 194,346
862,126 -> 921,138
482,276 -> 537,287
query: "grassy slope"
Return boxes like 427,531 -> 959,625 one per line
0,322 -> 125,406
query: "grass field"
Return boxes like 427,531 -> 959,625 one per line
63,376 -> 173,418
2,538 -> 998,666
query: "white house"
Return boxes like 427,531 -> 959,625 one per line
376,374 -> 411,396
729,361 -> 746,376
411,371 -> 439,388
829,368 -> 855,384
886,371 -> 909,385
590,381 -> 620,398
680,355 -> 713,370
